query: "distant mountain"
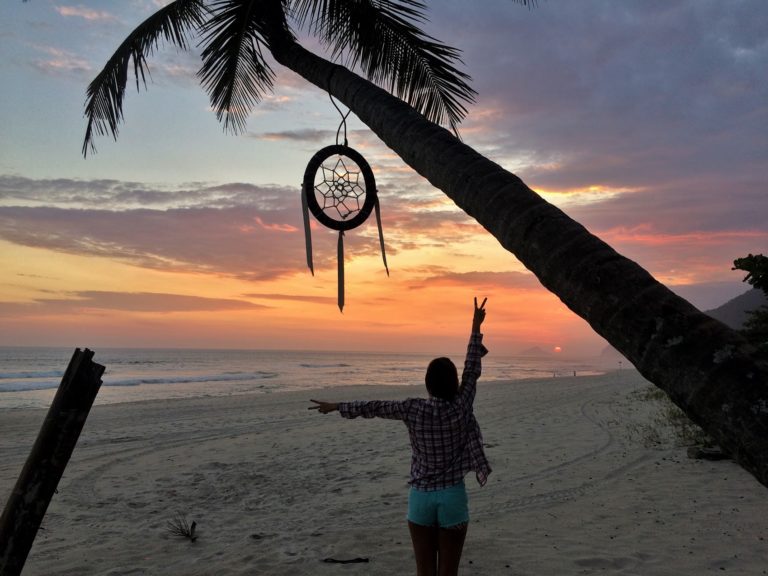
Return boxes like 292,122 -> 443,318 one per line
600,346 -> 625,359
597,289 -> 766,364
598,345 -> 628,368
705,288 -> 768,330
518,346 -> 550,357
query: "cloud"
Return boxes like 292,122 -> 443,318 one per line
428,1 -> 767,225
0,204 -> 318,281
411,270 -> 541,291
242,292 -> 336,305
55,5 -> 116,22
30,45 -> 92,78
0,176 -> 319,280
0,291 -> 264,316
564,181 -> 768,236
249,129 -> 335,143
0,176 -> 449,281
0,175 -> 492,279
0,175 -> 295,210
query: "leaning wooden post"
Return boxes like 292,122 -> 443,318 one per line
0,348 -> 105,576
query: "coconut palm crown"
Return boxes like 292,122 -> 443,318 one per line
83,0 -> 532,155
82,0 -> 768,489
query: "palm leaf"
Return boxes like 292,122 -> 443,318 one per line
197,0 -> 285,133
82,0 -> 207,156
291,0 -> 475,135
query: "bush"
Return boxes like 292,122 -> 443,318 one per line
628,385 -> 711,448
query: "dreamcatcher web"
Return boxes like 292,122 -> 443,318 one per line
314,157 -> 367,222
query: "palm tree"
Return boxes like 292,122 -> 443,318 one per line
83,0 -> 768,487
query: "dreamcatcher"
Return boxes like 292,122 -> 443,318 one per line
301,97 -> 388,311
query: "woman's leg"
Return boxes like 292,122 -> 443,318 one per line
408,521 -> 438,576
437,523 -> 468,576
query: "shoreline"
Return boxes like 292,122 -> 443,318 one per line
0,369 -> 612,412
2,370 -> 766,575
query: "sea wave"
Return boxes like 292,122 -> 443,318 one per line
0,380 -> 62,393
0,371 -> 278,393
298,363 -> 352,368
0,370 -> 63,380
106,371 -> 278,387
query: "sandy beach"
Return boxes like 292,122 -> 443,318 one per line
2,370 -> 767,575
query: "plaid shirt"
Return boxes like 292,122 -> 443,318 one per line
338,333 -> 491,491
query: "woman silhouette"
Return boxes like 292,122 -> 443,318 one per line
310,297 -> 491,576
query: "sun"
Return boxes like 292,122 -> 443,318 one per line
553,346 -> 562,353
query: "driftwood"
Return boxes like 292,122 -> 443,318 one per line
0,348 -> 104,576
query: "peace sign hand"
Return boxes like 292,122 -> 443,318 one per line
472,297 -> 487,333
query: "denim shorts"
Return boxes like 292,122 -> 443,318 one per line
407,481 -> 469,528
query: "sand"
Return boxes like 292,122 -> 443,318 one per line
1,370 -> 767,575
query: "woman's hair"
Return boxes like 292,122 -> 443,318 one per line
425,357 -> 459,401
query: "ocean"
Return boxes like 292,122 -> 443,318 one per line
0,346 -> 609,409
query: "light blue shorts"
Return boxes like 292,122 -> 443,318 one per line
407,481 -> 469,528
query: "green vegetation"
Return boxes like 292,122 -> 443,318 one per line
627,255 -> 768,452
733,253 -> 768,357
166,512 -> 197,543
628,386 -> 711,449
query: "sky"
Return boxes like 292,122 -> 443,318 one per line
0,0 -> 766,357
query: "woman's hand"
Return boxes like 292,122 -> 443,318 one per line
308,399 -> 339,414
472,297 -> 487,333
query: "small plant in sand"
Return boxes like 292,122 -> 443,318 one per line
166,512 -> 197,542
629,385 -> 711,448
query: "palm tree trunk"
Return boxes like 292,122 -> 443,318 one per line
268,36 -> 768,488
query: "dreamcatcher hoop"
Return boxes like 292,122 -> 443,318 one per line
302,144 -> 377,231
300,136 -> 388,311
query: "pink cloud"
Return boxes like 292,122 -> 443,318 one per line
31,45 -> 92,78
252,216 -> 298,233
599,226 -> 767,248
0,291 -> 265,317
54,5 -> 116,22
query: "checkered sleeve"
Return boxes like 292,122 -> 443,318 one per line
457,332 -> 487,405
338,399 -> 410,421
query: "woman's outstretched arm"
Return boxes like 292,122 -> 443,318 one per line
308,400 -> 338,414
309,398 -> 409,420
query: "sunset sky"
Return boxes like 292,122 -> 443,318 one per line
1,1 -> 766,357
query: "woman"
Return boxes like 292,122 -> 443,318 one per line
309,297 -> 491,576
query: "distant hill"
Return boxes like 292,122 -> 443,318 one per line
705,288 -> 768,330
599,288 -> 767,362
518,346 -> 550,357
598,345 -> 628,367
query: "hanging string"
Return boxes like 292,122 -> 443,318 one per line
328,93 -> 351,146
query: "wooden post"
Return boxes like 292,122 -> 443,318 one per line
0,348 -> 105,576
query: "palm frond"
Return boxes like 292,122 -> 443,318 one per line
82,0 -> 207,156
197,0 -> 286,134
291,0 -> 477,135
